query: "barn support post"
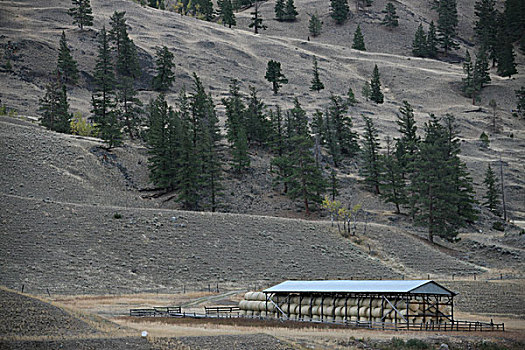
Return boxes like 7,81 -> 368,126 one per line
309,294 -> 314,319
406,294 -> 410,330
344,295 -> 349,323
299,294 -> 303,320
357,296 -> 361,322
380,295 -> 385,329
320,295 -> 325,322
368,296 -> 373,327
265,292 -> 268,315
332,294 -> 337,322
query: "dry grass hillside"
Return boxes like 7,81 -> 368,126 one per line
0,0 -> 524,347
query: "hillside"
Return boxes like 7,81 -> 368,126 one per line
0,0 -> 525,346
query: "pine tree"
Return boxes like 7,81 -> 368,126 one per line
380,137 -> 406,214
91,27 -> 120,149
200,0 -> 215,21
57,31 -> 79,85
152,46 -> 175,91
473,47 -> 491,92
330,0 -> 350,25
68,0 -> 93,30
437,0 -> 459,55
497,38 -> 517,77
116,76 -> 143,139
245,87 -> 269,145
284,0 -> 298,21
223,79 -> 250,172
274,0 -> 285,20
352,25 -> 366,51
276,99 -> 326,215
362,81 -> 371,101
462,50 -> 476,98
382,2 -> 399,29
190,73 -> 222,211
310,56 -> 324,92
360,115 -> 381,195
265,60 -> 288,94
412,23 -> 428,57
109,11 -> 140,80
309,13 -> 323,37
474,0 -> 498,62
347,87 -> 357,106
426,21 -> 438,58
218,0 -> 236,28
370,64 -> 384,104
516,86 -> 525,118
328,94 -> 359,158
483,164 -> 501,216
249,1 -> 267,34
503,0 -> 525,42
39,78 -> 71,133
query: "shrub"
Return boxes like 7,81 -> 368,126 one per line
406,339 -> 429,349
70,112 -> 97,137
113,212 -> 122,219
0,104 -> 7,115
479,132 -> 489,148
492,221 -> 504,231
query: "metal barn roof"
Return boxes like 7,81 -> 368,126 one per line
263,280 -> 456,296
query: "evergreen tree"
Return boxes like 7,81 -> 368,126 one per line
380,137 -> 406,214
412,114 -> 477,242
474,0 -> 498,62
503,0 -> 525,42
284,0 -> 298,21
382,2 -> 399,29
109,11 -> 140,80
360,115 -> 381,195
352,25 -> 366,51
330,0 -> 350,25
275,99 -> 326,215
116,76 -> 143,139
310,56 -> 324,92
39,78 -> 71,133
370,64 -> 384,104
68,0 -> 93,30
412,23 -> 428,57
218,0 -> 236,28
473,47 -> 491,98
190,73 -> 222,211
269,106 -> 290,193
462,50 -> 476,99
516,86 -> 525,118
265,60 -> 288,94
497,38 -> 517,77
483,164 -> 501,216
152,46 -> 175,91
249,1 -> 267,34
329,169 -> 339,200
323,107 -> 341,167
309,13 -> 323,37
362,81 -> 371,101
274,0 -> 285,20
347,87 -> 357,106
426,21 -> 438,58
57,31 -> 79,85
199,0 -> 215,21
245,87 -> 269,145
328,94 -> 359,158
223,80 -> 250,173
91,27 -> 120,149
437,0 -> 459,55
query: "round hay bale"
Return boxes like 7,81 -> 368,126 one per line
311,305 -> 321,315
358,307 -> 369,317
323,297 -> 334,305
312,314 -> 320,320
244,292 -> 254,300
371,298 -> 381,308
335,298 -> 345,307
258,301 -> 268,311
361,298 -> 371,306
253,292 -> 265,301
314,297 -> 323,305
253,311 -> 260,316
302,315 -> 311,321
238,300 -> 248,310
408,302 -> 420,312
335,316 -> 343,322
323,306 -> 334,316
371,307 -> 382,318
300,305 -> 311,315
290,296 -> 300,304
335,306 -> 344,316
349,306 -> 359,316
249,301 -> 260,311
301,296 -> 312,305
288,303 -> 298,314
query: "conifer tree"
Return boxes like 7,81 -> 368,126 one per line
483,164 -> 501,216
200,0 -> 215,21
309,13 -> 323,37
328,94 -> 359,158
330,0 -> 350,25
352,25 -> 366,51
68,0 -> 93,30
412,23 -> 428,57
497,38 -> 517,77
274,0 -> 285,20
223,79 -> 246,145
218,0 -> 236,28
426,21 -> 438,58
370,64 -> 384,104
117,77 -> 143,139
310,56 -> 324,92
245,87 -> 269,145
473,47 -> 491,91
462,50 -> 476,99
284,0 -> 298,21
382,2 -> 399,29
152,46 -> 175,91
269,106 -> 291,193
109,11 -> 140,79
362,81 -> 371,101
437,0 -> 459,55
394,100 -> 419,180
91,27 -> 121,149
265,60 -> 288,94
516,86 -> 525,118
503,0 -> 525,42
39,78 -> 71,133
249,1 -> 267,34
190,73 -> 222,211
360,115 -> 381,195
347,87 -> 357,106
474,0 -> 497,62
275,99 -> 326,215
380,137 -> 406,214
57,31 -> 79,85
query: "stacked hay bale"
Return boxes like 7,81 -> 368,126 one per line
238,292 -> 451,324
